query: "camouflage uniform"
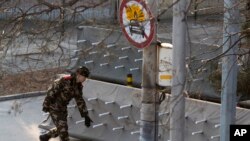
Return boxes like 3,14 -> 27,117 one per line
42,75 -> 88,141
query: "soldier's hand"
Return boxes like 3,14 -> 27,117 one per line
84,115 -> 93,127
42,107 -> 49,113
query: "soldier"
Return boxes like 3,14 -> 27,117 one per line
39,66 -> 93,141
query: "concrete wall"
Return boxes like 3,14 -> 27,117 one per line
74,26 -> 223,99
38,79 -> 250,141
75,26 -> 142,87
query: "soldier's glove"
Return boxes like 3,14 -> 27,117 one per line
84,115 -> 93,128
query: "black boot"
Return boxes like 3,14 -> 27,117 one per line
39,133 -> 50,141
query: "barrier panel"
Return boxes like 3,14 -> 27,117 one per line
39,79 -> 250,141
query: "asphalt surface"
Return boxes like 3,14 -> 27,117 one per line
0,95 -> 86,141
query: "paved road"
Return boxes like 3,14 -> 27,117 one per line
0,96 -> 87,141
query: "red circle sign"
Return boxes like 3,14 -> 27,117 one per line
119,0 -> 155,48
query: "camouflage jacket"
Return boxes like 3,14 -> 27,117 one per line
42,75 -> 88,117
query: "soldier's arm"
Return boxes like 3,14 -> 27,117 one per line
75,85 -> 88,117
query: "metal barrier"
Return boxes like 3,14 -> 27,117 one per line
38,79 -> 250,141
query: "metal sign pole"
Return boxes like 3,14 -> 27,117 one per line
140,0 -> 158,140
220,0 -> 240,140
119,1 -> 157,140
170,0 -> 188,141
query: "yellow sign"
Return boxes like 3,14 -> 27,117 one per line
160,75 -> 172,80
126,4 -> 145,21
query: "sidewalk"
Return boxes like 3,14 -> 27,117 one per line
0,95 -> 85,141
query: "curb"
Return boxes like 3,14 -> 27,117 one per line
0,91 -> 46,102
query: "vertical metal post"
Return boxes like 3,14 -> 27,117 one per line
140,0 -> 158,141
194,0 -> 198,23
61,0 -> 66,37
220,0 -> 240,141
140,44 -> 158,141
111,0 -> 117,23
126,73 -> 133,87
170,0 -> 188,141
140,46 -> 158,141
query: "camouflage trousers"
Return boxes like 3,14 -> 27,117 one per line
47,110 -> 69,141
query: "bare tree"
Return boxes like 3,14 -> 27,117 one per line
0,0 -> 249,99
0,0 -> 110,95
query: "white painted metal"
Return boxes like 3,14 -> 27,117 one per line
157,43 -> 173,87
220,0 -> 240,140
36,79 -> 250,141
170,0 -> 189,141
